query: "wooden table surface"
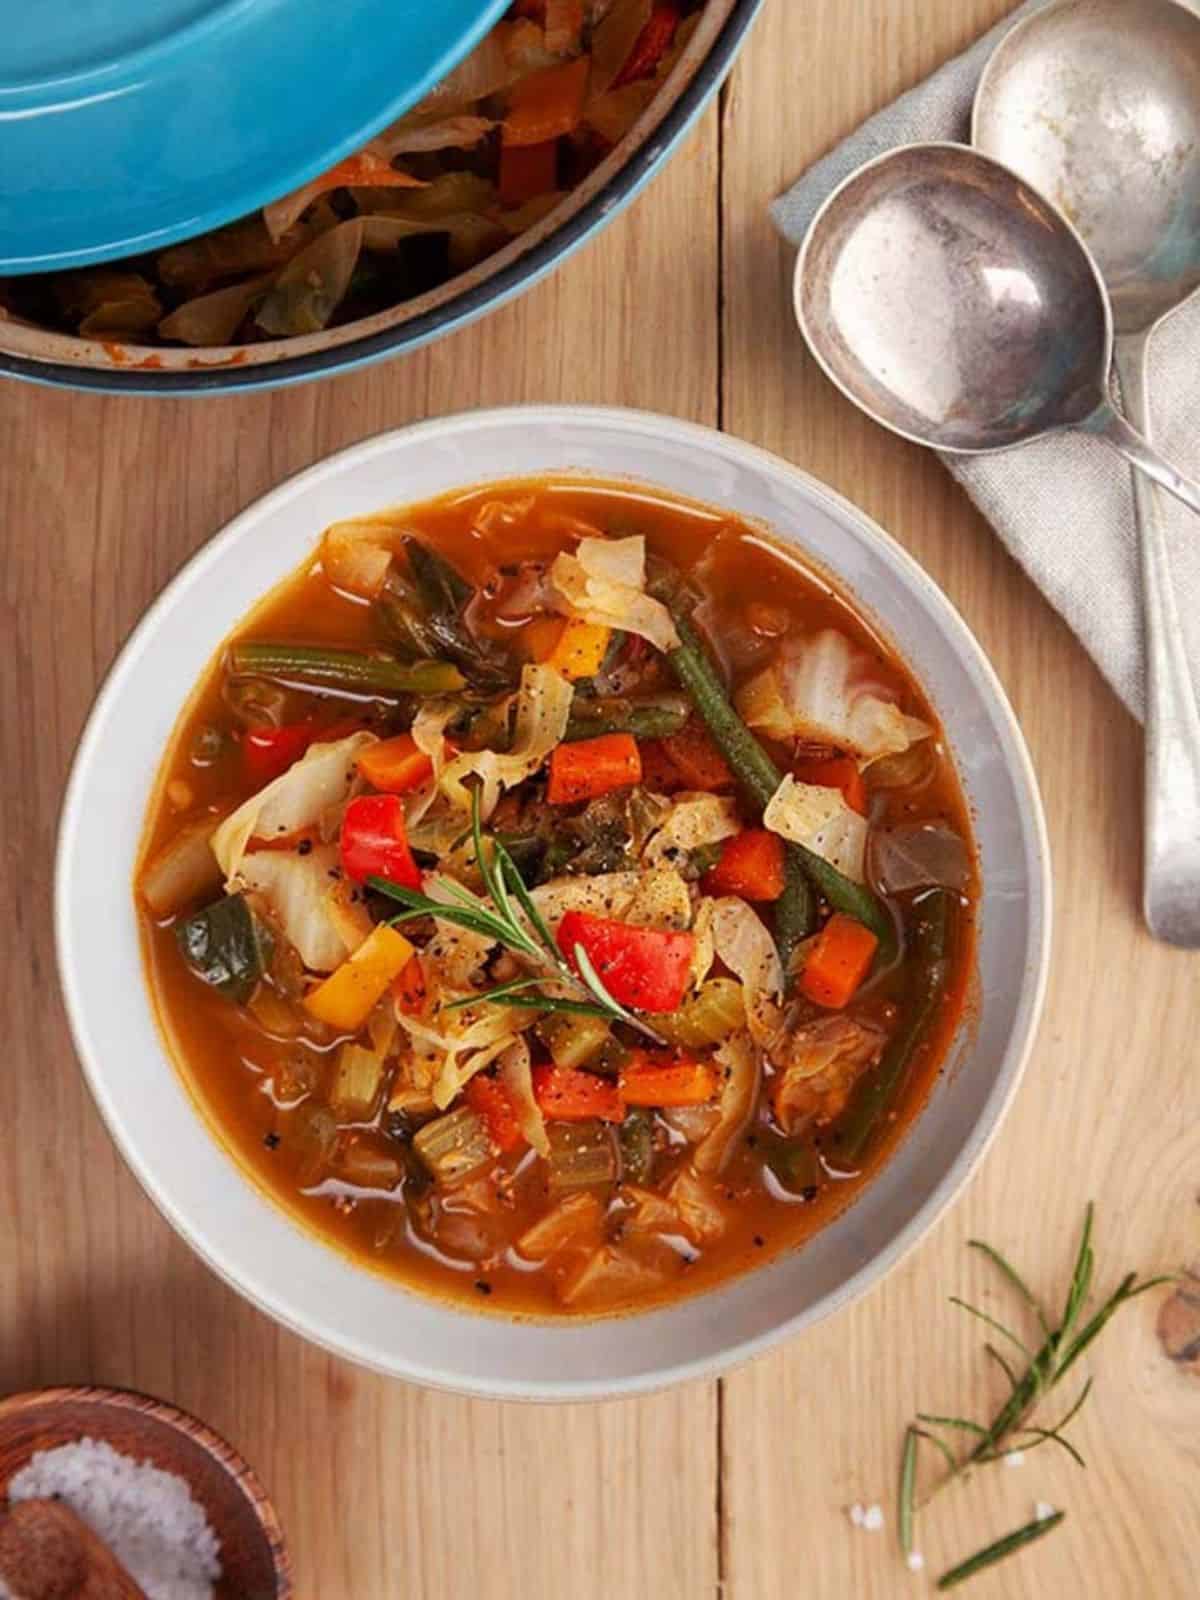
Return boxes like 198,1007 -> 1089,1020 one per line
3,3 -> 1198,1595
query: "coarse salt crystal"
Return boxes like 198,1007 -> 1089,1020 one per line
1035,1501 -> 1057,1522
907,1551 -> 925,1572
863,1504 -> 884,1532
9,1437 -> 221,1600
1005,1449 -> 1025,1467
848,1503 -> 866,1527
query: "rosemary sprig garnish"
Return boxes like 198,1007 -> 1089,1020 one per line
893,1204 -> 1171,1587
936,1512 -> 1064,1591
369,786 -> 666,1042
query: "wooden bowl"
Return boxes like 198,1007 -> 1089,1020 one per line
0,0 -> 760,395
0,1387 -> 290,1600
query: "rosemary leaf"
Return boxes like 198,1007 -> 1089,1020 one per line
572,942 -> 666,1045
496,840 -> 560,958
969,1238 -> 1053,1341
491,994 -> 615,1018
935,1511 -> 1064,1590
912,1427 -> 960,1475
898,1427 -> 918,1557
983,1342 -> 1020,1393
915,1414 -> 988,1436
443,978 -> 550,1012
949,1297 -> 1034,1360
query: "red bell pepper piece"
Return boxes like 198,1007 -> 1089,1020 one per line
243,721 -> 314,787
556,911 -> 695,1013
531,1062 -> 625,1123
612,2 -> 682,88
340,794 -> 421,889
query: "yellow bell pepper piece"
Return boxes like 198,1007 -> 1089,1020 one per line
547,618 -> 612,680
523,616 -> 566,663
304,923 -> 414,1032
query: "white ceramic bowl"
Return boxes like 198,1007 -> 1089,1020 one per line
56,406 -> 1051,1400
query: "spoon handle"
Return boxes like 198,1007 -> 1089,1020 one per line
1087,398 -> 1200,520
1111,337 -> 1200,946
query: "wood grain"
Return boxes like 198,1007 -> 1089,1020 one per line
1,3 -> 1196,1596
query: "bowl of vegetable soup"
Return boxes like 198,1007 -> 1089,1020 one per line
56,407 -> 1050,1397
0,1 -> 762,395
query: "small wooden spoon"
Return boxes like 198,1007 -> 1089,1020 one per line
0,1499 -> 147,1600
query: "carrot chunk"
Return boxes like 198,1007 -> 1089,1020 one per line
620,1053 -> 717,1107
799,914 -> 879,1009
357,733 -> 434,794
547,732 -> 642,804
792,753 -> 867,816
702,829 -> 786,902
532,1063 -> 624,1123
661,717 -> 734,791
503,57 -> 590,148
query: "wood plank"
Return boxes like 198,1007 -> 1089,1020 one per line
0,108 -> 721,1598
720,3 -> 1200,1597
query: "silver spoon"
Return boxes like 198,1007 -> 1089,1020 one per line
974,0 -> 1200,947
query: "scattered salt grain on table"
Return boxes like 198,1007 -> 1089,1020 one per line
9,1437 -> 222,1600
906,1551 -> 925,1572
1035,1501 -> 1058,1523
845,1502 -> 885,1532
1004,1448 -> 1026,1468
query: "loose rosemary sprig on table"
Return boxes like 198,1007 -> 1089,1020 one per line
897,1204 -> 1170,1588
368,786 -> 666,1043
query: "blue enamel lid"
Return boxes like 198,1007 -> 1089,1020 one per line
0,0 -> 511,273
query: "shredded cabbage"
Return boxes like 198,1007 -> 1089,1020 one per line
439,663 -> 572,819
421,873 -> 500,989
396,998 -> 533,1110
549,535 -> 681,653
762,776 -> 867,883
529,872 -> 643,932
262,155 -> 424,244
157,275 -> 270,347
371,115 -> 496,159
321,519 -> 400,599
237,845 -> 353,972
710,897 -> 783,1047
694,1032 -> 762,1175
736,629 -> 930,761
211,732 -> 375,880
621,868 -> 693,931
643,792 -> 740,869
500,1037 -> 550,1158
404,701 -> 461,842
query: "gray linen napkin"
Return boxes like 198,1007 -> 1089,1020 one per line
771,0 -> 1200,722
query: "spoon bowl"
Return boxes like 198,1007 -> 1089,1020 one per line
974,0 -> 1200,335
795,142 -> 1113,453
974,0 -> 1200,948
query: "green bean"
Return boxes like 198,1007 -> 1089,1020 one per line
664,613 -> 817,953
775,848 -> 817,968
665,612 -> 780,811
564,693 -> 690,742
793,843 -> 895,957
228,642 -> 465,697
839,888 -> 953,1162
666,609 -> 872,955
